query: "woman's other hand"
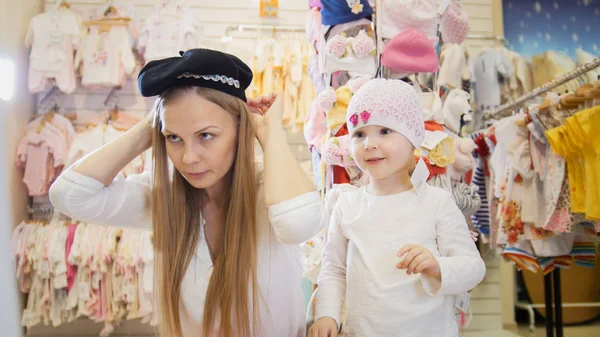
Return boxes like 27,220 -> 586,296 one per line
247,92 -> 284,145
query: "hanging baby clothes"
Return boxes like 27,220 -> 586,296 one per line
75,29 -> 136,88
437,43 -> 470,90
66,124 -> 146,178
472,48 -> 514,112
137,1 -> 202,63
16,114 -> 74,196
25,7 -> 81,94
13,221 -> 156,335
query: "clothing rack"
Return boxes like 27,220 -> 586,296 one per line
224,24 -> 306,36
465,34 -> 505,41
27,205 -> 53,214
483,57 -> 600,120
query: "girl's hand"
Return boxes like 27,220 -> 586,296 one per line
308,317 -> 339,337
247,92 -> 284,145
397,244 -> 441,281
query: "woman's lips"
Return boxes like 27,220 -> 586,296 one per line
186,171 -> 208,179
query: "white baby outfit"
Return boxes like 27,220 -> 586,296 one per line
25,7 -> 81,93
137,2 -> 203,63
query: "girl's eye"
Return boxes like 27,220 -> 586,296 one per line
353,132 -> 364,138
380,128 -> 392,135
199,133 -> 213,140
166,135 -> 181,142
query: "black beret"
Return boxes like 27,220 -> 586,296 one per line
138,48 -> 253,102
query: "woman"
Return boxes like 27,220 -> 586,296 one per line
49,49 -> 327,337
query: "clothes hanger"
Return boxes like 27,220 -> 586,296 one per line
36,104 -> 58,133
53,0 -> 71,10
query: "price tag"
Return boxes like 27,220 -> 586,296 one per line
260,0 -> 279,18
454,292 -> 471,313
410,157 -> 430,195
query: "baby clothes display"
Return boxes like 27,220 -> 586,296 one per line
476,86 -> 600,274
12,219 -> 156,336
66,123 -> 147,178
472,48 -> 514,112
438,44 -> 471,90
249,37 -> 317,132
75,29 -> 136,88
16,113 -> 75,197
137,1 -> 202,63
25,6 -> 81,94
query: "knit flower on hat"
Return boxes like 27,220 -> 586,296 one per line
321,135 -> 356,167
326,34 -> 349,58
346,77 -> 370,93
351,30 -> 377,58
349,114 -> 359,126
316,88 -> 337,111
347,0 -> 364,14
360,111 -> 371,123
348,110 -> 371,127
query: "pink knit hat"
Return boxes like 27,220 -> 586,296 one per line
347,78 -> 424,148
381,29 -> 439,73
379,0 -> 439,43
441,0 -> 470,44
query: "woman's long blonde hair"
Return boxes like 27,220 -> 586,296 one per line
151,87 -> 259,337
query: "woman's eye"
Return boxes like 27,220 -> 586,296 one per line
199,133 -> 213,140
380,128 -> 392,135
166,135 -> 181,142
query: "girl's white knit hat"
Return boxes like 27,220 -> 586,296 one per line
346,78 -> 425,148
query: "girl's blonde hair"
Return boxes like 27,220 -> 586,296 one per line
151,87 -> 259,337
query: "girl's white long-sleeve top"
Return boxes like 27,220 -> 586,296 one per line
49,165 -> 328,337
316,184 -> 486,337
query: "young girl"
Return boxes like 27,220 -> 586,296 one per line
308,79 -> 486,337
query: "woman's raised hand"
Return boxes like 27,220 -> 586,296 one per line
247,92 -> 284,145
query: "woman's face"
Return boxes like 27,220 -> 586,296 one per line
160,91 -> 238,189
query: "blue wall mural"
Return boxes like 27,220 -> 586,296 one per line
502,0 -> 600,58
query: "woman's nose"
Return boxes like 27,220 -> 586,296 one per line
182,144 -> 200,165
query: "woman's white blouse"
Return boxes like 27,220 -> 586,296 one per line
49,166 -> 327,337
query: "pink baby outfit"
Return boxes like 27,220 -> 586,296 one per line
25,7 -> 80,94
16,124 -> 69,196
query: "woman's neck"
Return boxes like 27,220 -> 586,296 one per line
367,170 -> 413,196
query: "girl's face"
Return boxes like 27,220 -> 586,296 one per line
160,91 -> 238,189
351,125 -> 414,181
